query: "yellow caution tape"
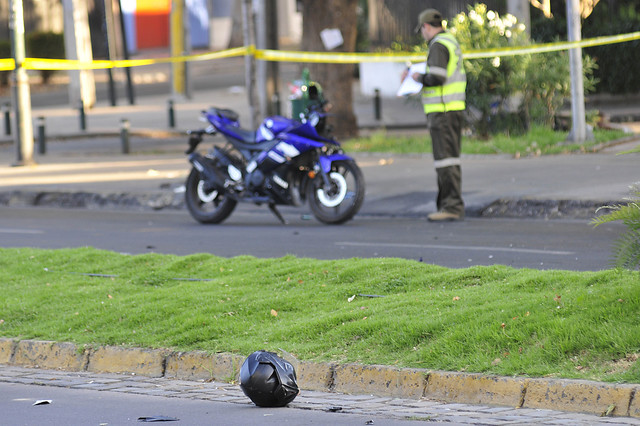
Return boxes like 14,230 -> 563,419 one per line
14,46 -> 251,71
0,58 -> 15,71
1,31 -> 638,71
463,31 -> 640,60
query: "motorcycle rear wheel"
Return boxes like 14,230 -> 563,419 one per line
185,168 -> 237,224
308,160 -> 364,224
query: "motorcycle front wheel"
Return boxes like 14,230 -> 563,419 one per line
307,160 -> 365,224
185,168 -> 237,224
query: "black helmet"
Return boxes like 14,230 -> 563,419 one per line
239,350 -> 299,407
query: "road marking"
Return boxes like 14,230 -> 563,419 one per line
335,241 -> 574,256
0,228 -> 45,235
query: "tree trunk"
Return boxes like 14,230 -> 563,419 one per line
300,0 -> 358,138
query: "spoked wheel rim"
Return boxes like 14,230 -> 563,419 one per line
197,180 -> 219,203
316,172 -> 348,207
308,160 -> 364,225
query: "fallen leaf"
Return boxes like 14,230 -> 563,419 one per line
452,296 -> 460,301
270,309 -> 278,317
501,323 -> 506,329
108,294 -> 113,299
554,294 -> 561,303
347,295 -> 356,302
492,358 -> 501,366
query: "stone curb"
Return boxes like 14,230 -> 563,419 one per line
1,338 -> 638,418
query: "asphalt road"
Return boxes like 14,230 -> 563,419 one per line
0,382 -> 417,426
0,206 -> 623,271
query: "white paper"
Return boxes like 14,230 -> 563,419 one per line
396,62 -> 426,97
320,28 -> 344,50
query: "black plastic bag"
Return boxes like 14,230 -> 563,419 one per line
239,350 -> 299,407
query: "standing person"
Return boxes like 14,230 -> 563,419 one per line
404,9 -> 467,221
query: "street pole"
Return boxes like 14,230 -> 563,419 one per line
104,0 -> 118,106
566,0 -> 589,142
243,0 -> 258,128
62,0 -> 97,109
117,0 -> 136,105
9,0 -> 34,166
171,0 -> 191,100
256,0 -> 279,117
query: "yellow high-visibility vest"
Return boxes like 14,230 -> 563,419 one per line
422,32 -> 466,114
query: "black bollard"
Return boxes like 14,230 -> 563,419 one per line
3,103 -> 10,136
78,100 -> 86,131
37,116 -> 46,155
374,88 -> 381,121
120,119 -> 130,154
168,99 -> 175,128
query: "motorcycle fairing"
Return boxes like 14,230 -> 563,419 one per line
319,154 -> 353,173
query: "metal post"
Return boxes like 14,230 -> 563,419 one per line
117,0 -> 135,105
120,118 -> 130,154
374,88 -> 381,121
566,0 -> 588,142
168,99 -> 175,128
9,0 -> 34,166
242,0 -> 258,128
36,116 -> 46,154
104,0 -> 118,106
78,100 -> 86,131
2,103 -> 10,135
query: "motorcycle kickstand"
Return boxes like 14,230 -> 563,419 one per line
268,203 -> 288,225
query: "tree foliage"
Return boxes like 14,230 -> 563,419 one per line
448,4 -> 597,136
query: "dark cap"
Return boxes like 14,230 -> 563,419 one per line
414,8 -> 443,33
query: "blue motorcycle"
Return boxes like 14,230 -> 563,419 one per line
184,105 -> 365,224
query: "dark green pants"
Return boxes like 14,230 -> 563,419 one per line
427,110 -> 464,216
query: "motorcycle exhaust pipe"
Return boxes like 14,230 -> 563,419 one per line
188,153 -> 228,191
212,146 -> 243,182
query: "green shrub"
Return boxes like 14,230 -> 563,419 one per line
0,40 -> 11,87
593,147 -> 640,270
25,31 -> 65,84
448,4 -> 530,137
447,4 -> 597,136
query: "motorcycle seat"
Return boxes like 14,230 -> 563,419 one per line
210,107 -> 240,122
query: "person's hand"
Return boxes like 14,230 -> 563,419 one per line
411,72 -> 422,83
401,68 -> 409,82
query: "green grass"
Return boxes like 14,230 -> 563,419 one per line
343,125 -> 629,155
1,247 -> 639,383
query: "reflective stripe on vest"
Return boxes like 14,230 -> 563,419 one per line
422,32 -> 466,114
